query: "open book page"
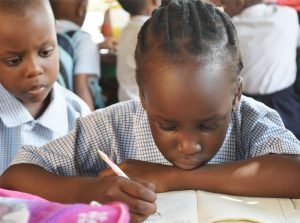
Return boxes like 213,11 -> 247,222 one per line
144,190 -> 300,223
197,191 -> 300,223
145,190 -> 198,223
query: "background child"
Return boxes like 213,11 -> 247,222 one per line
1,1 -> 300,223
213,0 -> 300,139
0,0 -> 90,174
50,0 -> 102,110
116,0 -> 161,101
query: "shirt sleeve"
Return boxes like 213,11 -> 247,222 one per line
11,111 -> 112,176
240,103 -> 300,158
72,31 -> 100,77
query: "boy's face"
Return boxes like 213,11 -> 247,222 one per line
0,4 -> 59,105
140,59 -> 239,170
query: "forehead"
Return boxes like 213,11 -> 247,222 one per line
0,5 -> 56,47
142,60 -> 234,119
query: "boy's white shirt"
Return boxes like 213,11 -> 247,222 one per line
232,4 -> 299,94
116,15 -> 150,101
0,82 -> 90,174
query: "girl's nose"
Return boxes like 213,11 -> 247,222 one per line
177,136 -> 202,154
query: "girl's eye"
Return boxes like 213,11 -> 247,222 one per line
39,47 -> 54,58
6,57 -> 21,66
199,123 -> 218,131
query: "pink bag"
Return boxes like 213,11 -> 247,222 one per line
0,188 -> 130,223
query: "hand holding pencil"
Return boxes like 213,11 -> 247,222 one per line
97,149 -> 160,221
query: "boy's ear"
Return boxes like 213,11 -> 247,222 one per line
139,88 -> 147,110
77,1 -> 86,17
232,77 -> 243,110
237,0 -> 247,10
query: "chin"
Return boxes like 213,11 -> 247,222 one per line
173,161 -> 203,170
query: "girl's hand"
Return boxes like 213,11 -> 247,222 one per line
80,175 -> 157,223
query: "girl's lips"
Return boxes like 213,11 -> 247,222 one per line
174,159 -> 202,170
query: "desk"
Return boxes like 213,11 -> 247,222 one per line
100,51 -> 119,106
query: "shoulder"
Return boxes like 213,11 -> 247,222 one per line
232,96 -> 300,157
76,100 -> 144,138
92,100 -> 142,121
237,96 -> 283,126
56,20 -> 80,33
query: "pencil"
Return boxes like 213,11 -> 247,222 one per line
97,149 -> 161,216
97,149 -> 129,179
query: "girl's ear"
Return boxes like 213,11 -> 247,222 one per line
232,77 -> 243,111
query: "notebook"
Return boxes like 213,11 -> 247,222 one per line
144,190 -> 300,223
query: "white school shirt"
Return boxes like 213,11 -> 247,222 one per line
232,4 -> 300,94
116,16 -> 150,101
11,96 -> 300,176
0,82 -> 90,174
56,20 -> 100,91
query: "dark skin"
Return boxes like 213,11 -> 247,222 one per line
0,2 -> 156,223
100,57 -> 300,198
2,41 -> 300,223
0,2 -> 58,119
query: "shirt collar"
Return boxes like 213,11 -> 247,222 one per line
0,84 -> 33,127
0,83 -> 69,135
37,83 -> 69,135
56,20 -> 81,33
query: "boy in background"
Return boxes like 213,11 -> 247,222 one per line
116,0 -> 161,101
213,0 -> 300,138
50,0 -> 101,110
0,0 -> 90,174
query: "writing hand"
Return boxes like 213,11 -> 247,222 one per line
81,175 -> 156,223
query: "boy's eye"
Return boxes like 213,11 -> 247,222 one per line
39,46 -> 54,58
6,56 -> 22,66
159,124 -> 177,132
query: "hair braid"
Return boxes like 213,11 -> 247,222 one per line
136,0 -> 243,85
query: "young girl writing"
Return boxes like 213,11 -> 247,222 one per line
1,0 -> 300,222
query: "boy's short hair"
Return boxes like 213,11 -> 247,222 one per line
117,0 -> 147,16
0,0 -> 48,14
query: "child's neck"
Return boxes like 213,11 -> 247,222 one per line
25,95 -> 51,119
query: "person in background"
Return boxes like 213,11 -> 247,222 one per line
116,0 -> 161,102
99,8 -> 118,52
213,0 -> 300,139
2,1 -> 300,222
50,0 -> 101,110
0,0 -> 90,174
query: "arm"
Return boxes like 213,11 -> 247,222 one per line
0,164 -> 156,223
74,74 -> 94,110
100,154 -> 300,198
